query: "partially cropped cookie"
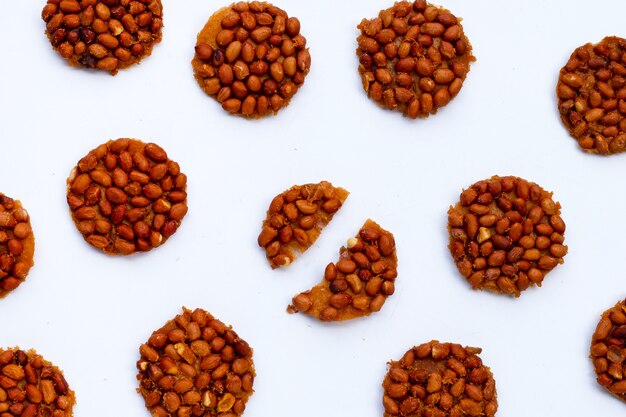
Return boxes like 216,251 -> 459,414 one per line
382,341 -> 497,417
66,138 -> 188,255
590,298 -> 626,402
0,347 -> 75,417
557,36 -> 626,154
0,194 -> 34,298
258,181 -> 348,268
289,219 -> 397,321
357,0 -> 475,118
192,2 -> 311,117
41,0 -> 163,75
137,308 -> 255,417
448,176 -> 567,297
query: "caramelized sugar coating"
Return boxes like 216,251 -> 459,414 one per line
590,298 -> 626,402
557,36 -> 626,154
382,341 -> 497,417
0,194 -> 34,298
137,308 -> 255,417
258,181 -> 348,268
289,219 -> 397,321
448,175 -> 567,297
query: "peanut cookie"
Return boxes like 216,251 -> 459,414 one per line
67,138 -> 188,255
357,0 -> 475,118
448,175 -> 567,297
137,308 -> 255,417
0,194 -> 34,298
192,2 -> 311,117
289,219 -> 397,321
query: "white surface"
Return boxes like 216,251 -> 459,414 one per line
0,0 -> 625,416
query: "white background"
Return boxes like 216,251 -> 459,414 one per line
0,0 -> 625,416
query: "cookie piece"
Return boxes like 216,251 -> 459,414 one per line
66,138 -> 188,255
137,308 -> 255,417
192,2 -> 311,117
590,298 -> 626,401
258,181 -> 348,268
0,194 -> 34,298
557,36 -> 626,154
382,341 -> 497,417
41,0 -> 163,75
0,347 -> 75,417
288,219 -> 397,321
448,175 -> 567,297
356,0 -> 475,118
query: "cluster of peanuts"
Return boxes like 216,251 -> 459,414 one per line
67,139 -> 188,255
0,348 -> 74,417
448,176 -> 567,297
193,1 -> 311,117
356,0 -> 474,118
0,195 -> 33,298
136,308 -> 255,417
591,299 -> 626,400
41,0 -> 163,74
382,341 -> 497,417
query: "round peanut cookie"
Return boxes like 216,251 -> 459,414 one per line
590,298 -> 626,401
137,308 -> 255,417
557,36 -> 626,154
447,176 -> 567,297
0,194 -> 34,298
382,341 -> 497,417
0,347 -> 75,417
192,2 -> 311,117
356,0 -> 475,118
66,138 -> 188,255
41,0 -> 163,75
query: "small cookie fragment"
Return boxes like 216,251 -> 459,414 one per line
382,341 -> 498,417
136,307 -> 255,417
258,181 -> 348,268
447,175 -> 567,297
288,219 -> 397,321
66,138 -> 188,255
41,0 -> 164,75
356,0 -> 475,118
0,194 -> 34,298
557,36 -> 626,154
590,298 -> 626,402
192,2 -> 311,117
0,347 -> 76,417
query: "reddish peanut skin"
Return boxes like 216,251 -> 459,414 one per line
356,0 -> 475,118
557,36 -> 626,154
448,175 -> 567,297
382,341 -> 498,417
288,219 -> 398,321
193,3 -> 311,118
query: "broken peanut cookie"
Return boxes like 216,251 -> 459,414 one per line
590,298 -> 626,402
66,138 -> 188,255
382,341 -> 497,417
448,175 -> 567,297
289,219 -> 397,321
258,181 -> 348,268
0,347 -> 75,417
137,307 -> 255,417
0,194 -> 34,298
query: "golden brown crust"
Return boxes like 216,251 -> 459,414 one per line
41,0 -> 163,75
258,181 -> 349,268
66,138 -> 188,256
447,175 -> 567,297
0,195 -> 34,298
356,0 -> 475,118
288,219 -> 397,321
0,347 -> 75,417
557,36 -> 626,154
136,307 -> 255,417
192,2 -> 311,118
